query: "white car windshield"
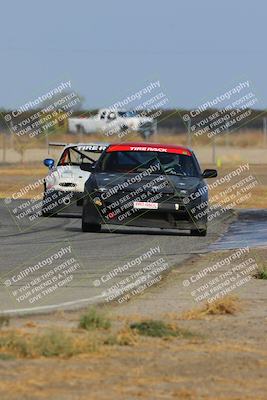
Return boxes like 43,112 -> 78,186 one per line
117,111 -> 138,118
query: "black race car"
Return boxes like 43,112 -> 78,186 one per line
81,143 -> 217,236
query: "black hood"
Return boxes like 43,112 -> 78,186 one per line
92,172 -> 202,196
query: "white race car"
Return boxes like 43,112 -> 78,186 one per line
42,142 -> 108,216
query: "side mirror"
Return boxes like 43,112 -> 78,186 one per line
43,158 -> 54,168
80,163 -> 94,172
202,169 -> 217,179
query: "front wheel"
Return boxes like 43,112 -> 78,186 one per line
190,229 -> 207,237
82,220 -> 101,232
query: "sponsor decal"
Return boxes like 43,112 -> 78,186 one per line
76,145 -> 107,152
133,201 -> 159,210
107,144 -> 191,156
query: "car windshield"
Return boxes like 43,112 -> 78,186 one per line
117,111 -> 138,118
98,151 -> 199,177
58,147 -> 100,166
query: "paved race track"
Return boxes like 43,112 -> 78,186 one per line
0,200 -> 232,315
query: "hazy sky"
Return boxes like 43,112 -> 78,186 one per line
1,0 -> 266,110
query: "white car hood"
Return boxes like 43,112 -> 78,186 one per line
46,166 -> 90,192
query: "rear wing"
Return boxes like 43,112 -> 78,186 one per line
76,144 -> 108,152
48,142 -> 109,155
48,142 -> 67,147
48,142 -> 67,155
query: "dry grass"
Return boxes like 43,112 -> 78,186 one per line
145,130 -> 267,148
0,328 -> 98,358
0,325 -> 129,359
104,326 -> 138,346
0,316 -> 9,329
79,308 -> 111,330
130,319 -> 195,338
254,267 -> 267,280
0,166 -> 45,176
0,314 -> 198,359
181,295 -> 241,320
1,128 -> 267,148
0,314 -> 136,358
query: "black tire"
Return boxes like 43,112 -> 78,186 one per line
120,124 -> 129,132
42,210 -> 55,217
190,229 -> 207,237
42,189 -> 57,217
76,124 -> 86,134
82,220 -> 101,232
42,204 -> 58,217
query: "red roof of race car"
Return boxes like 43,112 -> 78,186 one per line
106,142 -> 192,156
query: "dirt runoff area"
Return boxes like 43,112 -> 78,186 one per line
0,244 -> 267,400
